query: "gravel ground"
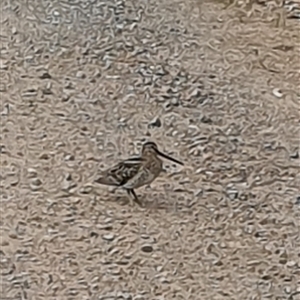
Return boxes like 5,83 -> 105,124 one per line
1,0 -> 299,299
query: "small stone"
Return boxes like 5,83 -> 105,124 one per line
61,180 -> 76,191
116,291 -> 132,299
22,88 -> 38,97
171,98 -> 180,106
39,153 -> 49,160
272,88 -> 283,98
148,116 -> 161,128
0,145 -> 6,153
90,231 -> 98,238
0,83 -> 6,92
79,185 -> 93,194
286,260 -> 296,267
163,101 -> 172,112
219,242 -> 227,248
201,116 -> 212,124
76,71 -> 86,79
62,95 -> 70,102
8,232 -> 17,239
102,234 -> 115,241
0,60 -> 8,70
42,82 -> 52,95
295,196 -> 300,206
156,265 -> 163,272
227,189 -> 238,200
1,104 -> 10,115
140,234 -> 150,240
64,81 -> 74,89
30,178 -> 42,191
290,151 -> 299,159
39,72 -> 51,79
194,189 -> 203,197
65,154 -> 75,161
27,168 -> 37,178
159,276 -> 170,283
65,173 -> 72,181
284,286 -> 292,294
190,88 -> 201,98
55,141 -> 65,147
31,178 -> 42,186
141,244 -> 153,253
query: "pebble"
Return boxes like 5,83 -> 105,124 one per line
61,95 -> 70,102
226,183 -> 239,200
0,60 -> 8,70
64,154 -> 75,161
290,150 -> 299,159
156,265 -> 163,272
284,286 -> 292,294
194,189 -> 203,197
79,185 -> 93,194
61,175 -> 76,191
141,244 -> 153,253
272,88 -> 283,98
27,168 -> 37,178
39,72 -> 52,79
0,145 -> 6,154
1,104 -> 10,116
30,178 -> 42,191
42,82 -> 52,94
116,291 -> 132,299
171,98 -> 180,106
219,242 -> 227,248
190,88 -> 201,98
201,116 -> 212,124
148,116 -> 161,128
286,260 -> 296,267
12,27 -> 17,34
39,153 -> 49,160
140,234 -> 150,240
159,276 -> 170,283
102,234 -> 115,241
76,71 -> 86,79
22,89 -> 38,97
163,101 -> 172,112
31,178 -> 42,186
65,173 -> 72,181
0,83 -> 7,92
227,189 -> 238,200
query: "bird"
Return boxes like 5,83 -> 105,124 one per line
94,141 -> 184,206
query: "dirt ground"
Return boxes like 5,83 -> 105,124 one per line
1,0 -> 299,299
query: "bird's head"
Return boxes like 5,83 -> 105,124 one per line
141,141 -> 184,165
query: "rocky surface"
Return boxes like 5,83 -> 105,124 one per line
1,0 -> 299,299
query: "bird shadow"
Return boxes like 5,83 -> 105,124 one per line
141,200 -> 171,210
95,190 -> 179,212
109,194 -> 173,211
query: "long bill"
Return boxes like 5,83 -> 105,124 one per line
155,149 -> 184,165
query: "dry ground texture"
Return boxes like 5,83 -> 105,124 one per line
1,0 -> 300,299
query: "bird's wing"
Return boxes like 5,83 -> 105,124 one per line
121,165 -> 154,190
107,157 -> 144,186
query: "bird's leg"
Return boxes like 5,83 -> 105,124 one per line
129,189 -> 143,206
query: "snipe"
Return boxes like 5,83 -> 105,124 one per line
95,141 -> 184,206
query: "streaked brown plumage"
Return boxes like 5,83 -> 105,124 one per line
95,141 -> 184,206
